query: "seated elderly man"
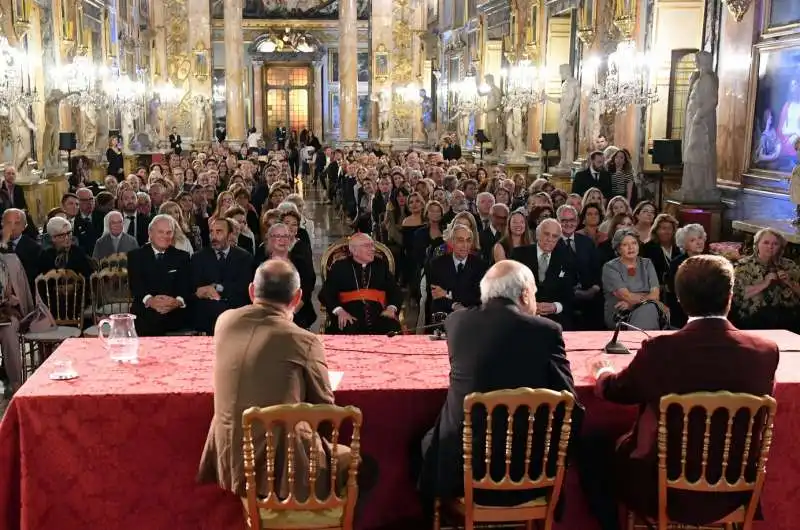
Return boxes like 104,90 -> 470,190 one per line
92,211 -> 140,261
427,223 -> 487,319
0,252 -> 34,397
319,232 -> 402,334
0,208 -> 42,293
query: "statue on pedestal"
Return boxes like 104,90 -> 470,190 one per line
95,106 -> 109,154
788,138 -> 800,224
677,51 -> 721,203
482,74 -> 504,153
42,90 -> 74,169
193,97 -> 212,142
121,110 -> 135,152
373,91 -> 390,143
9,104 -> 35,178
420,89 -> 434,147
544,64 -> 580,169
80,104 -> 98,153
505,105 -> 525,161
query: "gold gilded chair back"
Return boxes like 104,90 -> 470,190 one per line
35,269 -> 86,327
320,236 -> 395,282
89,269 -> 132,322
656,392 -> 777,530
97,252 -> 129,271
242,403 -> 363,530
460,388 -> 576,529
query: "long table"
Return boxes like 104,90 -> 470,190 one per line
1,332 -> 800,530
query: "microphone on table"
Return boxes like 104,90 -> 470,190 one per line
387,315 -> 449,340
604,321 -> 651,355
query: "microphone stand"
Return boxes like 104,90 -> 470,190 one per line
604,321 -> 652,354
387,319 -> 448,339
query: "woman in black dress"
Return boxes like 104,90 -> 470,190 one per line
106,136 -> 124,178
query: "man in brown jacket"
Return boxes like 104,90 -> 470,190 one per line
197,259 -> 365,501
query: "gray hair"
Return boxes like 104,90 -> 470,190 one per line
267,222 -> 289,238
46,216 -> 71,237
480,260 -> 536,305
490,203 -> 509,216
556,204 -> 578,219
103,210 -> 123,233
136,191 -> 151,203
611,227 -> 640,252
477,191 -> 495,204
148,213 -> 176,233
446,223 -> 473,243
253,259 -> 301,304
276,201 -> 300,215
535,217 -> 562,239
348,233 -> 374,253
675,223 -> 706,251
2,208 -> 26,228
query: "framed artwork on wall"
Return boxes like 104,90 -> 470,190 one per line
764,0 -> 800,34
329,50 -> 339,82
374,44 -> 389,81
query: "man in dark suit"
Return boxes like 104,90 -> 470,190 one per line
1,167 -> 27,212
557,204 -> 603,329
418,259 -> 580,509
571,150 -> 612,199
127,214 -> 192,336
73,187 -> 103,255
511,218 -> 576,330
442,135 -> 462,161
579,255 -> 780,530
0,208 -> 41,293
190,218 -> 253,334
478,203 -> 508,264
428,224 -> 487,316
119,188 -> 151,246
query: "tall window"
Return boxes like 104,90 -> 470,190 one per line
264,66 -> 311,137
666,49 -> 699,140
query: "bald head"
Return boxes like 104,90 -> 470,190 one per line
480,259 -> 537,313
252,258 -> 301,305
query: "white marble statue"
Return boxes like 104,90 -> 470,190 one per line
420,89 -> 435,147
199,98 -> 212,141
482,74 -> 504,153
80,104 -> 98,152
505,106 -> 525,161
95,106 -> 109,154
788,138 -> 800,224
544,64 -> 580,168
10,104 -> 35,177
42,90 -> 74,168
374,91 -> 390,143
121,110 -> 135,152
678,51 -> 721,203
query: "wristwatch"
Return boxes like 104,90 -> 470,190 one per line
214,284 -> 224,293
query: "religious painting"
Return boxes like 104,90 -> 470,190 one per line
358,94 -> 370,131
766,0 -> 800,31
193,44 -> 210,81
357,52 -> 370,83
748,43 -> 800,174
374,44 -> 389,81
235,0 -> 371,20
329,50 -> 339,83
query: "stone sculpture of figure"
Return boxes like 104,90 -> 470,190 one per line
80,104 -> 98,152
787,138 -> 800,224
420,89 -> 434,147
505,106 -> 525,161
482,74 -> 504,153
156,104 -> 166,141
121,110 -> 135,152
374,91 -> 390,143
10,104 -> 35,177
193,97 -> 211,141
95,106 -> 109,154
544,64 -> 580,168
42,89 -> 71,168
678,51 -> 720,203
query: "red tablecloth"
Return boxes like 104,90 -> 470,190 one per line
2,331 -> 800,530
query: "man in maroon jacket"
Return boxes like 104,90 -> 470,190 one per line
579,255 -> 779,529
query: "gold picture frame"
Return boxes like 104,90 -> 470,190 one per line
193,42 -> 210,81
374,43 -> 389,82
742,36 -> 800,180
762,0 -> 800,37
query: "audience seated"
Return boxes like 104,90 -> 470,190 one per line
427,224 -> 487,318
319,233 -> 401,334
579,255 -> 779,529
557,204 -> 603,329
127,214 -> 191,336
417,260 -> 580,512
118,189 -> 151,246
665,223 -> 707,327
73,188 -> 102,256
93,211 -> 139,261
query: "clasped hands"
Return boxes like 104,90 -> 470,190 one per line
146,295 -> 182,314
431,285 -> 466,311
336,306 -> 398,329
196,285 -> 221,301
765,270 -> 791,286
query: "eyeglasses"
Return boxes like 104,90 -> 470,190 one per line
270,234 -> 291,240
53,231 -> 72,239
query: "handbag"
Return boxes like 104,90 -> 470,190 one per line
20,300 -> 57,334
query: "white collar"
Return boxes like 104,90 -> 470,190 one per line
536,246 -> 551,258
453,255 -> 467,267
687,315 -> 728,322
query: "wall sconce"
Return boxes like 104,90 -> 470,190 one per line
577,0 -> 596,46
12,0 -> 32,38
613,0 -> 635,40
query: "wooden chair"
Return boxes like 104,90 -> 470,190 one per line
435,388 -> 577,530
97,252 -> 129,271
83,269 -> 132,337
318,236 -> 395,333
241,403 -> 363,530
22,269 -> 86,378
626,391 -> 778,530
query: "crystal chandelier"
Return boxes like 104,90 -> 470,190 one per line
591,39 -> 658,112
155,81 -> 184,110
502,58 -> 546,108
453,66 -> 480,114
104,70 -> 146,115
0,36 -> 37,111
55,54 -> 108,108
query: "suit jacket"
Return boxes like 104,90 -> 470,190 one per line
6,234 -> 41,293
641,240 -> 680,289
427,253 -> 487,315
478,227 -> 502,264
420,297 -> 580,505
559,233 -> 600,289
571,168 -> 612,199
74,213 -> 103,255
92,232 -> 139,261
596,318 -> 779,524
510,244 -> 576,329
127,244 -> 192,335
190,246 -> 254,334
123,212 -> 151,247
0,181 -> 27,211
197,303 -> 349,499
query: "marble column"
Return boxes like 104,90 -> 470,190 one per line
252,62 -> 264,133
339,0 -> 358,143
188,0 -> 213,141
224,0 -> 246,143
312,62 -> 324,136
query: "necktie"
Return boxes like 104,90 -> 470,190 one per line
482,219 -> 489,231
155,252 -> 164,262
538,252 -> 549,283
566,237 -> 575,252
216,250 -> 225,261
9,240 -> 15,252
456,262 -> 464,276
126,216 -> 136,237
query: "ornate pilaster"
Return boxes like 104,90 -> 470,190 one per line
339,0 -> 358,142
224,0 -> 246,143
312,62 -> 324,137
188,0 -> 213,143
252,62 -> 264,133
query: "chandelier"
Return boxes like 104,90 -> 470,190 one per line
104,69 -> 146,115
155,81 -> 184,110
590,39 -> 658,112
502,58 -> 546,108
256,28 -> 317,54
55,54 -> 108,108
0,36 -> 37,111
453,66 -> 480,114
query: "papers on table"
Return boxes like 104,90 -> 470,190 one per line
330,371 -> 344,391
